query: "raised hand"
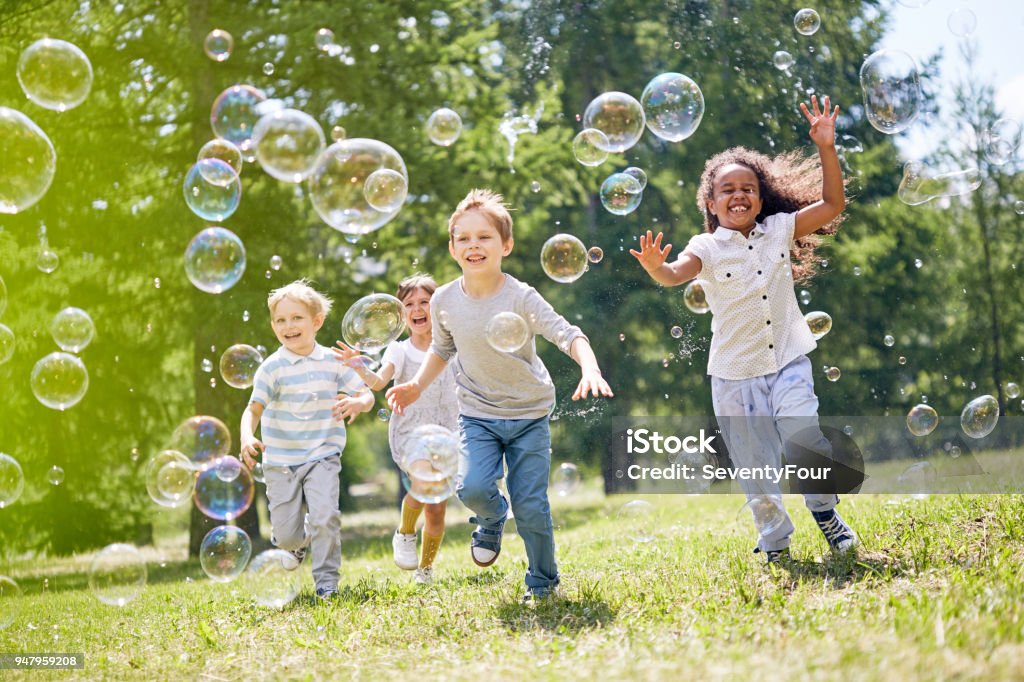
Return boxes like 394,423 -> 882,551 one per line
629,230 -> 672,273
332,340 -> 368,369
800,95 -> 839,148
385,381 -> 422,416
332,394 -> 369,424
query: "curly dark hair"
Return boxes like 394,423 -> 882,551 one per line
696,146 -> 845,283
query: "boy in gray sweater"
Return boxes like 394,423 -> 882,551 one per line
387,189 -> 613,602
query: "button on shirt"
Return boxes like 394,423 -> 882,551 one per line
684,211 -> 816,380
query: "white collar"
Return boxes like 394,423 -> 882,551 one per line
279,343 -> 326,364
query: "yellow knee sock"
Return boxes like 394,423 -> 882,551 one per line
399,500 -> 423,534
419,531 -> 444,568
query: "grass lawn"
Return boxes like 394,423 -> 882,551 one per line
2,489 -> 1023,680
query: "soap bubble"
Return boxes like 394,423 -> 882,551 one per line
1006,383 -> 1021,399
269,254 -> 283,271
330,125 -> 346,141
50,306 -> 95,353
341,293 -> 405,354
262,62 -> 275,75
947,8 -> 976,37
623,166 -> 648,191
897,161 -> 982,205
425,107 -> 462,146
540,233 -> 588,283
219,344 -> 263,389
551,462 -> 581,496
805,311 -> 832,339
251,461 -> 265,483
773,50 -> 795,70
0,576 -> 23,629
363,168 -> 408,212
859,49 -> 921,135
402,425 -> 461,504
640,73 -> 704,143
982,119 -> 1021,166
37,247 -> 59,273
683,281 -> 710,314
0,107 -> 57,214
572,129 -> 609,167
898,461 -> 936,492
0,274 -> 5,317
194,456 -> 255,521
906,404 -> 939,436
1015,201 -> 1024,216
793,8 -> 821,36
17,38 -> 93,112
587,246 -> 604,263
799,289 -> 812,305
600,172 -> 643,215
183,159 -> 241,221
824,366 -> 841,382
617,500 -> 655,543
670,326 -> 683,339
0,453 -> 25,509
0,324 -> 14,365
171,415 -> 231,466
210,84 -> 267,154
377,408 -> 390,422
739,495 -> 787,537
201,358 -> 213,373
200,526 -> 252,583
961,395 -> 999,439
31,352 -> 88,410
197,138 -> 243,176
884,334 -> 895,347
308,138 -> 409,236
583,92 -> 646,153
89,543 -> 147,607
315,28 -> 336,51
47,464 -> 64,485
244,549 -> 302,608
215,456 -> 242,483
184,227 -> 246,294
203,29 -> 233,61
485,312 -> 530,353
252,108 -> 325,183
145,450 -> 193,507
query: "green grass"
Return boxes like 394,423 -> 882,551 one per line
2,490 -> 1024,680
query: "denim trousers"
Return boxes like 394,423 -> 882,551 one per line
457,415 -> 559,591
711,355 -> 838,552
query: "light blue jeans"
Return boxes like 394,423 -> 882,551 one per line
711,355 -> 838,552
457,415 -> 559,592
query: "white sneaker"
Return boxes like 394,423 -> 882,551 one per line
392,530 -> 418,570
413,567 -> 434,585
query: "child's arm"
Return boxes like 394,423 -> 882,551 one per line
333,389 -> 375,424
385,350 -> 448,415
240,402 -> 265,469
568,337 -> 614,401
630,230 -> 702,286
794,95 -> 845,239
332,341 -> 396,390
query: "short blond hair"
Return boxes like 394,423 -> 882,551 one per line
267,279 -> 332,318
448,188 -> 513,242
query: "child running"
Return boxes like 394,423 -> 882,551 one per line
631,96 -> 857,564
333,274 -> 458,585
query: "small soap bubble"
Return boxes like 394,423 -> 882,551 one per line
619,333 -> 625,342
170,415 -> 231,466
793,8 -> 821,36
47,465 -> 65,485
947,8 -> 976,38
853,266 -> 861,276
155,460 -> 195,504
906,404 -> 938,436
551,462 -> 581,496
914,259 -> 923,268
600,172 -> 643,216
209,377 -> 217,388
183,159 -> 241,221
402,426 -> 461,504
363,168 -> 408,212
670,326 -> 683,339
1005,383 -> 1020,399
262,62 -> 275,75
17,39 -> 93,112
540,234 -> 588,283
31,352 -> 89,410
485,312 -> 530,353
425,107 -> 462,146
220,344 -> 263,389
210,84 -> 267,155
572,129 -> 610,167
215,456 -> 242,483
623,167 -> 648,191
825,366 -> 841,382
773,50 -> 795,70
799,289 -> 811,305
805,311 -> 832,339
640,73 -> 704,143
330,125 -> 346,141
244,549 -> 302,608
683,281 -> 709,314
530,180 -> 541,193
583,92 -> 645,152
377,408 -> 390,422
242,310 -> 250,322
341,293 -> 405,354
251,461 -> 265,483
315,28 -> 336,51
184,227 -> 246,294
204,29 -> 234,62
884,334 -> 895,347
194,456 -> 255,521
898,356 -> 907,365
50,307 -> 95,353
587,246 -> 604,264
197,138 -> 243,176
37,247 -> 60,273
843,425 -> 854,436
961,395 -> 999,439
201,358 -> 213,373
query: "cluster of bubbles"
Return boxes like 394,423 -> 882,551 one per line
425,107 -> 463,146
401,425 -> 462,504
341,293 -> 406,354
859,49 -> 921,135
485,312 -> 530,353
219,344 -> 263,389
683,281 -> 710,314
0,453 -> 25,508
960,395 -> 999,439
199,525 -> 252,582
88,543 -> 147,607
906,403 -> 939,436
540,233 -> 588,283
897,161 -> 981,206
184,227 -> 247,294
805,311 -> 832,340
551,462 -> 581,496
600,167 -> 647,216
203,29 -> 234,62
244,549 -> 302,608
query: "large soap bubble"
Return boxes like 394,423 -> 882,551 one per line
0,107 -> 57,214
572,128 -> 610,167
17,38 -> 93,112
170,415 -> 231,466
859,49 -> 921,135
640,73 -> 705,143
31,352 -> 89,410
88,543 -> 147,607
0,453 -> 25,509
183,159 -> 241,221
403,425 -> 462,504
341,293 -> 405,353
211,85 -> 267,154
252,108 -> 325,183
961,395 -> 999,439
203,29 -> 234,62
200,525 -> 252,583
184,227 -> 246,294
485,312 -> 530,353
219,344 -> 263,389
582,92 -> 646,153
198,138 -> 243,176
540,233 -> 588,284
906,404 -> 939,436
0,324 -> 14,365
426,107 -> 462,146
50,306 -> 95,353
308,138 -> 409,236
194,456 -> 255,521
683,281 -> 710,314
897,161 -> 982,205
804,311 -> 832,340
145,450 -> 195,508
600,172 -> 643,215
363,168 -> 408,212
0,576 -> 23,629
244,549 -> 302,608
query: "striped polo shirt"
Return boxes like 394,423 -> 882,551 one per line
249,343 -> 366,467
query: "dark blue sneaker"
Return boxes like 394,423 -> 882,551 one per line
811,509 -> 858,553
522,588 -> 557,605
315,586 -> 338,601
470,514 -> 506,567
753,546 -> 791,565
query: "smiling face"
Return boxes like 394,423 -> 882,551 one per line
270,296 -> 324,356
400,286 -> 432,339
448,209 -> 513,276
706,163 -> 763,232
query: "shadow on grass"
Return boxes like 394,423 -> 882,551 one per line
773,548 -> 916,587
494,580 -> 617,633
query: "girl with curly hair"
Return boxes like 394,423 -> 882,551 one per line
630,96 -> 856,565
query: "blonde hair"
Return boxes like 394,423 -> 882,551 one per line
448,188 -> 513,242
396,273 -> 438,302
267,279 -> 332,318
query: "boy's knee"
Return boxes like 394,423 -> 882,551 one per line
509,501 -> 551,531
307,508 -> 341,534
272,527 -> 306,550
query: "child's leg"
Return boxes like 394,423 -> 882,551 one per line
263,465 -> 309,551
456,416 -> 510,529
504,417 -> 559,592
400,492 -> 424,534
419,500 -> 447,569
301,455 -> 342,592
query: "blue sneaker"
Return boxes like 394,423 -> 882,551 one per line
812,509 -> 858,553
753,546 -> 791,565
470,516 -> 505,567
315,586 -> 338,600
522,587 -> 557,605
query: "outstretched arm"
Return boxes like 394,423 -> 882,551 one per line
385,350 -> 448,415
331,341 -> 395,390
794,95 -> 846,239
630,230 -> 702,287
569,337 -> 614,401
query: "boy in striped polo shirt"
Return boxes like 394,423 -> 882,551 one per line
240,280 -> 373,599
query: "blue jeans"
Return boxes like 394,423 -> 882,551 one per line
457,415 -> 559,592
